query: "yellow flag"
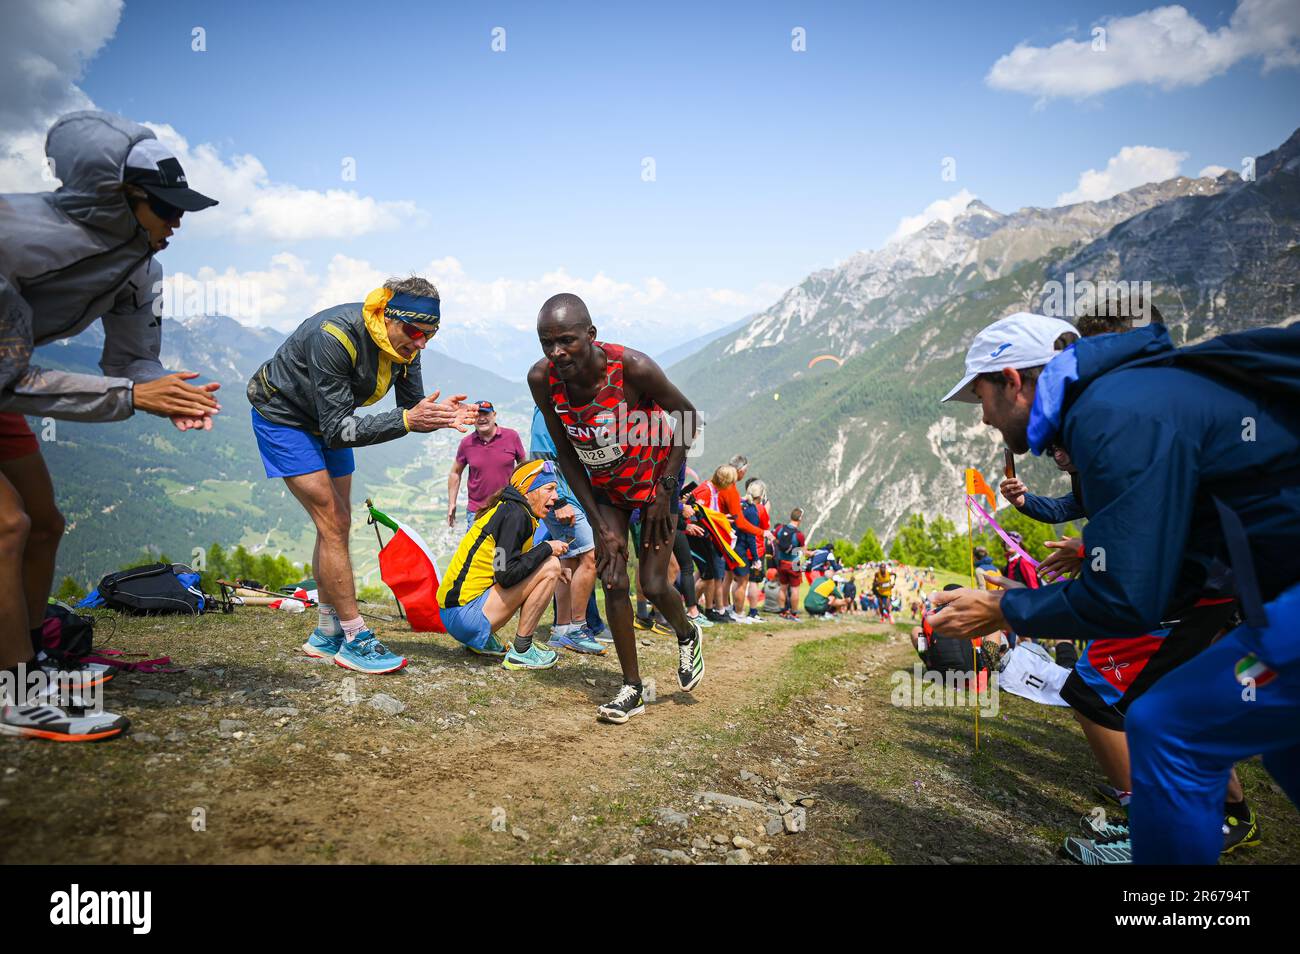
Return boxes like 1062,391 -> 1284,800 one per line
965,468 -> 996,513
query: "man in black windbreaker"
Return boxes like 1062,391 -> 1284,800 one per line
246,277 -> 477,674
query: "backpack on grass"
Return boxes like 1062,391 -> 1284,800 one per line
85,563 -> 207,616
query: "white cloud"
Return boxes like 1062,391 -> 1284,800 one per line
161,253 -> 777,375
888,189 -> 978,243
0,0 -> 121,191
1056,145 -> 1187,205
144,123 -> 422,241
986,0 -> 1300,99
1198,164 -> 1231,178
0,6 -> 421,241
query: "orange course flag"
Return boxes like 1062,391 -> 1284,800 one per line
965,468 -> 997,514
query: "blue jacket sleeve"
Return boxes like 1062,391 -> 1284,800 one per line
1001,391 -> 1200,638
1019,491 -> 1085,525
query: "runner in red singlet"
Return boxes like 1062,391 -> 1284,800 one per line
528,293 -> 703,724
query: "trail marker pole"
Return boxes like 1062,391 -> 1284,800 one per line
366,497 -> 406,621
966,495 -> 980,752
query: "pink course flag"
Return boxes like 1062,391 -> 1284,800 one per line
965,494 -> 1040,570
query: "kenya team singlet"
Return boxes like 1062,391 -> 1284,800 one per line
548,342 -> 673,508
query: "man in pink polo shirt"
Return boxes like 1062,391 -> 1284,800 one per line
447,400 -> 526,527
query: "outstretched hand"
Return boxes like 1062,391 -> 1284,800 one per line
135,372 -> 222,423
406,391 -> 478,433
928,587 -> 1007,640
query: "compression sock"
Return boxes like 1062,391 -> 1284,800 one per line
513,633 -> 533,654
340,616 -> 366,641
317,603 -> 342,637
1224,797 -> 1250,822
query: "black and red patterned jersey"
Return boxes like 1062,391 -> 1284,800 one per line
547,341 -> 673,509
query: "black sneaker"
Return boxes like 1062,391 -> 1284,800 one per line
1222,809 -> 1261,854
705,609 -> 729,624
597,684 -> 645,724
677,619 -> 704,692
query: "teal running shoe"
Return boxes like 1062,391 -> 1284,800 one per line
303,628 -> 343,659
333,632 -> 407,674
691,614 -> 714,628
467,634 -> 508,657
502,643 -> 559,671
550,629 -> 606,655
1062,836 -> 1132,865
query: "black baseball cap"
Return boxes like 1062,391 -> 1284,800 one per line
124,138 -> 218,212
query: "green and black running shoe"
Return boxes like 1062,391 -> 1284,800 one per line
677,618 -> 705,692
597,683 -> 645,724
1222,809 -> 1261,855
1062,836 -> 1132,865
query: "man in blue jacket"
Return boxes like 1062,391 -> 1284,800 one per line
931,312 -> 1300,864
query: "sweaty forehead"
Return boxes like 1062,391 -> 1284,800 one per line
538,310 -> 588,334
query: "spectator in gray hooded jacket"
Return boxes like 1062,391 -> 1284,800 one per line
0,110 -> 219,743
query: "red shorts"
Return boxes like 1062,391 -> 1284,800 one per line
777,567 -> 802,587
0,414 -> 39,462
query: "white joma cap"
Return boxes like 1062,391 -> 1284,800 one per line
942,312 -> 1078,403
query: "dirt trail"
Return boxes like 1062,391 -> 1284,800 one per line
2,616 -> 885,864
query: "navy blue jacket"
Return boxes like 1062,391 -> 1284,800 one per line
1002,324 -> 1300,639
1020,491 -> 1085,525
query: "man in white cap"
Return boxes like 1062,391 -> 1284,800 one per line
928,309 -> 1300,865
0,111 -> 220,742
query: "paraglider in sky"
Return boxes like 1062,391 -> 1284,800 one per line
808,354 -> 845,369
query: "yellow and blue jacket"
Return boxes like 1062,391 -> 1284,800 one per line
437,486 -> 552,608
246,293 -> 423,448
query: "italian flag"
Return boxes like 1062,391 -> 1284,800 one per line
368,505 -> 446,633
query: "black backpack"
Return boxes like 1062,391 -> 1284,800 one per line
924,637 -> 989,677
96,563 -> 205,616
37,602 -> 95,663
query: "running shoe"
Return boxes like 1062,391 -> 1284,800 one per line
633,615 -> 655,632
587,621 -> 610,643
1062,836 -> 1132,865
597,683 -> 645,724
705,609 -> 730,624
1094,782 -> 1130,807
0,702 -> 129,742
503,644 -> 559,671
1079,813 -> 1130,844
677,618 -> 705,692
747,610 -> 764,623
303,627 -> 343,659
690,613 -> 714,628
1054,641 -> 1079,669
334,632 -> 408,674
1222,809 -> 1261,854
38,661 -> 115,692
467,634 -> 508,657
550,629 -> 606,655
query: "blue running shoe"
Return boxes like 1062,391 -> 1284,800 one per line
467,634 -> 508,657
550,629 -> 606,655
303,628 -> 343,659
588,622 -> 611,644
333,632 -> 407,674
502,644 -> 559,671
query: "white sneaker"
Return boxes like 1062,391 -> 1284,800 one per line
0,701 -> 129,742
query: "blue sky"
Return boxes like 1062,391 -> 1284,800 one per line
3,0 -> 1298,371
